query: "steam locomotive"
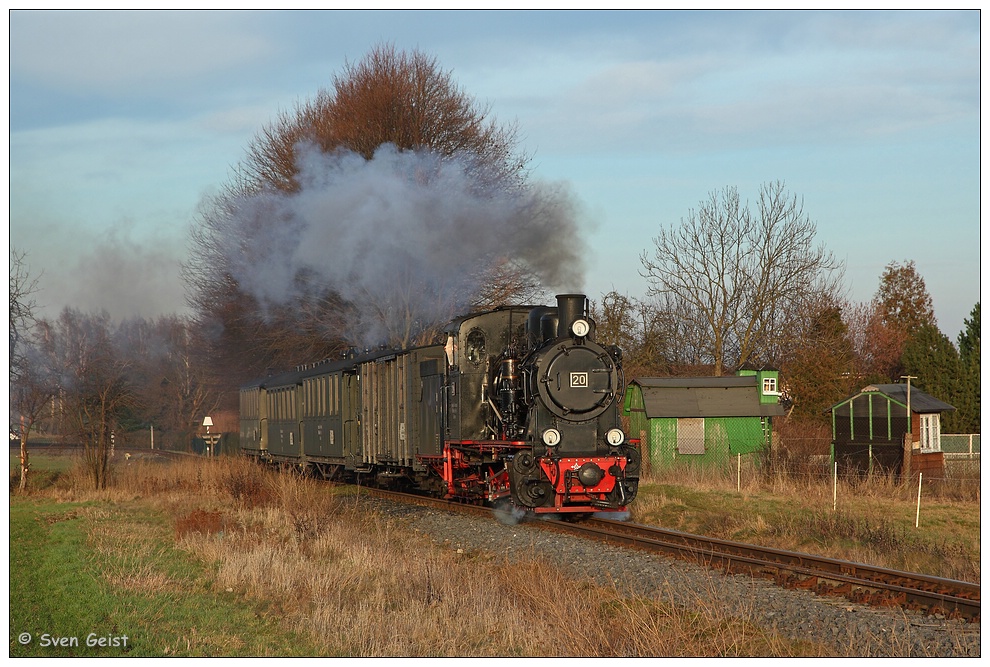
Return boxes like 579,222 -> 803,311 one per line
239,294 -> 640,516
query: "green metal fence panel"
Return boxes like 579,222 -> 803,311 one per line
941,434 -> 981,454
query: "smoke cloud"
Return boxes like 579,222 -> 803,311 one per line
224,143 -> 587,347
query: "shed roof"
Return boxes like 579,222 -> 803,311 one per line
630,377 -> 786,418
831,384 -> 955,414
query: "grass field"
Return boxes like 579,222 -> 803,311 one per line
7,450 -> 980,657
631,466 -> 981,582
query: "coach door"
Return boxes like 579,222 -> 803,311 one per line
417,356 -> 444,458
342,371 -> 362,469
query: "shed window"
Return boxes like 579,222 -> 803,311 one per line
763,377 -> 779,395
677,418 -> 705,455
919,414 -> 941,453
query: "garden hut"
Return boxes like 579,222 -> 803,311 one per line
829,383 -> 955,477
623,368 -> 787,471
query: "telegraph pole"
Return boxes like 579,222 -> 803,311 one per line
900,375 -> 918,478
901,375 -> 917,435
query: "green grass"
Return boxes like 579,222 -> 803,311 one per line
9,452 -> 79,474
10,452 -> 79,493
8,497 -> 326,657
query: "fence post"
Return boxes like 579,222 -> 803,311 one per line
915,471 -> 923,528
737,453 -> 741,492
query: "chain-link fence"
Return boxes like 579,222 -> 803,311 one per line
639,431 -> 980,503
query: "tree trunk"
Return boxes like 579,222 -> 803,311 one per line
18,416 -> 29,493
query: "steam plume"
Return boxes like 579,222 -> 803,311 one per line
224,143 -> 586,347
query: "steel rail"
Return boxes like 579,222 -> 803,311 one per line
574,518 -> 980,621
354,486 -> 980,622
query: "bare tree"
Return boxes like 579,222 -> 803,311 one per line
640,182 -> 843,375
589,291 -> 700,379
590,291 -> 640,353
10,248 -> 49,491
49,309 -> 135,489
10,345 -> 58,492
120,315 -> 221,451
10,248 -> 37,372
471,259 -> 547,311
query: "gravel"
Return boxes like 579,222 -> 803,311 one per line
360,496 -> 980,657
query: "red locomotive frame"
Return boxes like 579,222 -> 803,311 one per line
421,438 -> 641,514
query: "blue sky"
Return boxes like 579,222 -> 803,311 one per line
8,9 -> 982,340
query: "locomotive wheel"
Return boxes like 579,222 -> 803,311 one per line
515,479 -> 554,508
511,451 -> 537,475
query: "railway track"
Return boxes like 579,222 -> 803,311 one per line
560,517 -> 980,622
357,486 -> 980,622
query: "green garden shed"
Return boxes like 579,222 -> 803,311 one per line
623,369 -> 787,470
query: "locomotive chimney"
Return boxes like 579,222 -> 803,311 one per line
556,294 -> 588,339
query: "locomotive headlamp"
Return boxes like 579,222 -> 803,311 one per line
571,318 -> 590,337
542,428 -> 561,447
606,428 -> 625,446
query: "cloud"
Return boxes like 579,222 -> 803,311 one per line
10,10 -> 274,96
485,10 -> 978,156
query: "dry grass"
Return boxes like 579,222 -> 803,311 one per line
632,463 -> 981,582
30,451 -> 979,656
29,455 -> 827,657
178,483 -> 806,657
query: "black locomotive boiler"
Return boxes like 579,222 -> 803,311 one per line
240,294 -> 640,516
